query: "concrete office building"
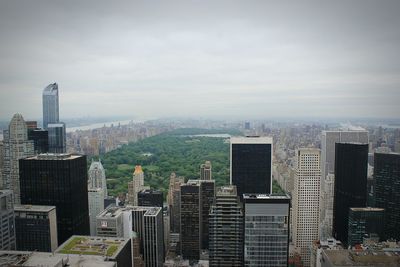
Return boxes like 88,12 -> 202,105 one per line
200,160 -> 212,180
14,205 -> 58,252
19,154 -> 90,245
88,188 -> 105,236
243,194 -> 291,267
2,114 -> 34,204
56,235 -> 132,267
230,136 -> 273,198
0,190 -> 16,250
167,173 -> 184,234
293,148 -> 321,267
96,206 -> 125,238
128,165 -> 149,205
88,160 -> 108,197
209,186 -> 243,267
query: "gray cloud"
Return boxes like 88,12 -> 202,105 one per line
0,0 -> 399,120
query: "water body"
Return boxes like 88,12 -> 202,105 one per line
66,119 -> 139,133
190,134 -> 231,138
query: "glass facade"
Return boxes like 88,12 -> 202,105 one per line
374,152 -> 400,241
244,194 -> 290,267
333,143 -> 368,246
348,207 -> 384,246
231,142 -> 272,198
42,83 -> 59,129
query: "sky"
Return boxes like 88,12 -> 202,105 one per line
0,0 -> 399,121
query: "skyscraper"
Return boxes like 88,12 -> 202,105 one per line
293,148 -> 321,267
48,123 -> 66,153
321,131 -> 369,179
180,181 -> 201,261
167,173 -> 184,234
332,143 -> 368,245
198,179 -> 215,250
2,114 -> 34,204
88,160 -> 108,197
209,186 -> 243,267
138,189 -> 163,208
42,83 -> 59,129
200,160 -> 212,180
128,165 -> 149,205
374,152 -> 400,240
19,154 -> 90,245
0,190 -> 16,250
27,128 -> 49,154
14,205 -> 58,252
88,188 -> 105,236
230,136 -> 273,198
132,206 -> 164,267
0,141 -> 3,189
243,194 -> 290,267
347,207 -> 384,246
320,173 -> 334,240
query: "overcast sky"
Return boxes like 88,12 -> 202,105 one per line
0,0 -> 399,121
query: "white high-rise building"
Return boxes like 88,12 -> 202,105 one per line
293,148 -> 321,267
319,173 -> 334,240
128,165 -> 149,205
88,188 -> 105,236
2,114 -> 34,204
88,160 -> 107,197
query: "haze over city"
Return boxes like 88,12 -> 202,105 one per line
1,0 -> 400,120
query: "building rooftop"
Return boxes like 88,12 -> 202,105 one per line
133,165 -> 143,175
97,206 -> 125,218
56,236 -> 129,258
243,193 -> 291,200
350,207 -> 385,212
322,249 -> 400,266
230,136 -> 273,144
43,83 -> 58,94
14,205 -> 55,213
217,185 -> 237,196
25,153 -> 82,160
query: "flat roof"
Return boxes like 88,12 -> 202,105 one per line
323,249 -> 400,266
230,136 -> 273,144
25,153 -> 83,160
243,193 -> 290,200
350,207 -> 385,212
56,236 -> 129,258
97,207 -> 124,218
14,205 -> 55,213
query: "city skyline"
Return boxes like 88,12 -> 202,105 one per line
1,1 -> 400,120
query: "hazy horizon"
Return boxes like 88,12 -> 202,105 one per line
1,1 -> 400,120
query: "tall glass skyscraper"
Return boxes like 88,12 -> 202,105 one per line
332,143 -> 368,245
243,194 -> 290,267
230,136 -> 273,198
374,152 -> 400,241
42,83 -> 59,129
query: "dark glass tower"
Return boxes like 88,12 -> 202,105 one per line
347,207 -> 384,246
27,128 -> 49,154
48,123 -> 66,153
332,143 -> 368,245
180,181 -> 200,261
374,152 -> 400,240
230,137 -> 272,198
14,205 -> 58,252
199,180 -> 215,250
19,154 -> 90,245
138,189 -> 163,208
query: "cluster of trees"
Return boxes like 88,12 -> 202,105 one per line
94,128 -> 239,197
92,128 -> 284,197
